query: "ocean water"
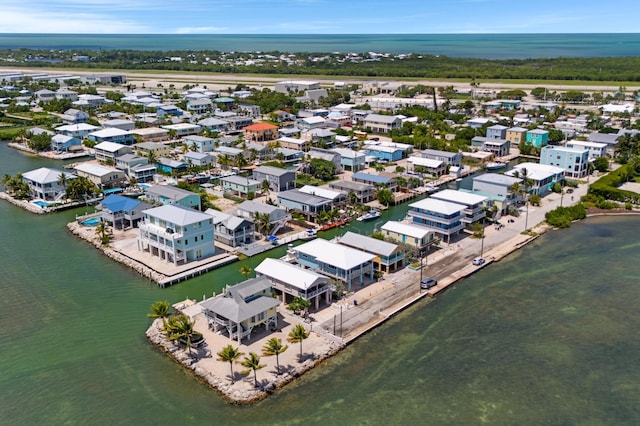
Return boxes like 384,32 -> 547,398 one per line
0,142 -> 639,425
1,33 -> 640,59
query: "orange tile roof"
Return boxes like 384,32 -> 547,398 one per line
245,122 -> 278,132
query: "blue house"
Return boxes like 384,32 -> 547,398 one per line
351,172 -> 396,191
407,197 -> 465,243
51,134 -> 81,153
156,104 -> 183,117
486,124 -> 508,140
144,184 -> 201,210
332,148 -> 366,172
540,145 -> 589,179
293,238 -> 376,290
88,128 -> 136,146
155,158 -> 188,175
364,144 -> 405,162
100,194 -> 152,229
525,129 -> 549,147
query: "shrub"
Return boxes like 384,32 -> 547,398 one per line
545,204 -> 587,228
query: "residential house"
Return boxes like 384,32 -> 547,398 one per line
407,156 -> 447,177
137,204 -> 215,265
278,136 -> 310,152
94,142 -> 133,163
156,104 -> 183,117
430,189 -> 488,225
55,88 -> 78,102
35,89 -> 56,102
505,162 -> 565,196
278,127 -> 301,138
134,141 -> 171,159
380,221 -> 436,252
252,166 -> 296,192
337,231 -> 404,273
309,147 -> 342,173
331,148 -> 366,172
471,136 -> 511,158
51,134 -> 81,153
103,119 -> 135,131
486,124 -> 508,139
61,108 -> 89,125
244,122 -> 279,142
471,173 -> 523,214
205,209 -> 255,247
115,154 -> 156,183
277,189 -> 335,220
73,94 -> 106,108
505,127 -> 528,146
155,158 -> 188,175
255,258 -> 331,309
184,135 -> 216,153
566,140 -> 607,161
275,80 -> 320,93
131,127 -> 169,143
89,128 -> 135,146
144,184 -> 201,210
352,172 -> 397,191
237,104 -> 260,118
540,145 -> 589,178
525,129 -> 549,147
328,180 -> 375,203
221,175 -> 262,196
306,128 -> 337,147
223,116 -> 254,131
184,151 -> 214,168
186,98 -> 213,114
407,197 -> 466,243
55,123 -> 100,139
421,149 -> 462,167
200,277 -> 279,344
273,147 -> 304,164
162,123 -> 202,138
236,200 -> 288,225
292,238 -> 375,290
21,167 -> 76,201
197,117 -> 229,133
363,114 -> 403,134
73,163 -> 127,189
100,194 -> 152,229
296,116 -> 326,130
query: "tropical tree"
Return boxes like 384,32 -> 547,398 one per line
234,153 -> 248,169
287,296 -> 311,315
147,300 -> 171,328
239,264 -> 253,279
217,345 -> 244,383
377,189 -> 394,207
514,168 -> 533,230
95,220 -> 111,245
239,352 -> 266,388
261,179 -> 271,197
146,149 -> 157,165
287,324 -> 310,361
218,154 -> 232,170
165,314 -> 199,356
261,338 -> 288,375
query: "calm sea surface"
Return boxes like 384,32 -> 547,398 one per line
0,142 -> 639,425
1,34 -> 640,59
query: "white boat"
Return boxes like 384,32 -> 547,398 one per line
357,210 -> 381,222
486,162 -> 507,170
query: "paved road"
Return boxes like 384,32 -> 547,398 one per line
315,178 -> 592,341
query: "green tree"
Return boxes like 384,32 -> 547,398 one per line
308,158 -> 336,181
27,132 -> 52,151
239,264 -> 253,279
217,345 -> 244,383
147,301 -> 171,328
287,324 -> 310,362
261,337 -> 288,375
287,296 -> 311,315
377,189 -> 394,207
95,220 -> 111,245
261,179 -> 271,197
239,352 -> 266,388
165,314 -> 199,356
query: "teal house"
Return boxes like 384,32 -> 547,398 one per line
525,129 -> 549,147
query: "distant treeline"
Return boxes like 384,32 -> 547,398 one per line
2,49 -> 640,81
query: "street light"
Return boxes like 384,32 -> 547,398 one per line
419,246 -> 426,289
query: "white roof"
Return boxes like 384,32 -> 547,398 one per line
430,189 -> 488,206
381,221 -> 432,239
90,128 -> 130,138
332,148 -> 365,159
278,136 -> 307,145
143,205 -> 211,226
94,141 -> 129,152
299,185 -> 343,200
74,163 -> 121,177
295,238 -> 376,270
255,258 -> 327,290
408,156 -> 443,168
566,140 -> 607,149
300,116 -> 325,124
337,231 -> 398,257
56,123 -> 100,132
162,123 -> 201,130
22,167 -> 75,184
409,197 -> 465,215
506,162 -> 565,181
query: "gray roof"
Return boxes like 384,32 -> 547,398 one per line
422,149 -> 459,159
254,165 -> 293,177
205,209 -> 251,231
146,184 -> 198,201
329,180 -> 373,191
200,277 -> 278,323
143,204 -> 211,226
473,173 -> 522,186
278,189 -> 333,207
364,113 -> 401,124
221,175 -> 261,186
237,200 -> 281,215
588,132 -> 620,145
338,231 -> 398,257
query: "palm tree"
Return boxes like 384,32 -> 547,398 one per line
166,314 -> 198,356
146,150 -> 157,165
518,168 -> 533,230
287,324 -> 310,362
218,154 -> 232,170
262,338 -> 289,375
95,220 -> 110,245
147,300 -> 171,328
239,352 -> 266,388
234,153 -> 248,169
217,345 -> 243,383
261,179 -> 271,197
57,172 -> 68,193
239,264 -> 253,280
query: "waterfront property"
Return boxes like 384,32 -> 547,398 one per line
144,184 -> 201,210
277,188 -> 336,221
292,238 -> 376,290
540,145 -> 589,179
505,127 -> 528,145
73,163 -> 127,190
21,167 -> 76,201
337,231 -> 405,273
421,149 -> 462,167
351,172 -> 397,191
407,197 -> 466,243
55,123 -> 100,139
430,189 -> 488,225
99,194 -> 152,229
255,258 -> 331,309
201,277 -> 279,344
205,209 -> 255,248
137,204 -> 215,265
328,180 -> 375,203
471,136 -> 511,158
506,162 -> 565,196
566,140 -> 607,161
89,128 -> 135,146
380,221 -> 436,252
472,173 -> 523,213
525,129 -> 549,147
51,134 -> 81,153
407,156 -> 447,177
94,142 -> 133,163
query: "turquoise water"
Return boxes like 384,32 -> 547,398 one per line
1,33 -> 640,59
1,142 -> 639,425
81,217 -> 102,226
31,200 -> 52,208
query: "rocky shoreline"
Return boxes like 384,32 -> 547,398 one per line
0,192 -> 51,214
145,319 -> 343,404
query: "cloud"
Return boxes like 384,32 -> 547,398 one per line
0,8 -> 150,33
174,26 -> 230,34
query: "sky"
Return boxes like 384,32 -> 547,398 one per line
1,0 -> 639,34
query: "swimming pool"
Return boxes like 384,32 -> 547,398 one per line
32,200 -> 52,208
81,217 -> 102,226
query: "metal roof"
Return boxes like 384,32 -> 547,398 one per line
337,231 -> 398,257
255,258 -> 327,290
143,204 -> 211,226
295,238 -> 376,270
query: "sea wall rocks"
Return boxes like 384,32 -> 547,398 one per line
0,192 -> 50,214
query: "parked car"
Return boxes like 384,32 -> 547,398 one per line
472,257 -> 485,266
420,277 -> 438,290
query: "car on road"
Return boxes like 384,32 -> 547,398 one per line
566,188 -> 574,194
420,277 -> 438,290
472,257 -> 485,266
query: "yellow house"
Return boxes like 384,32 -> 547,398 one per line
380,221 -> 435,251
506,127 -> 528,146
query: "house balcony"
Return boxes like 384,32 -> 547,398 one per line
408,210 -> 461,226
461,208 -> 486,224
